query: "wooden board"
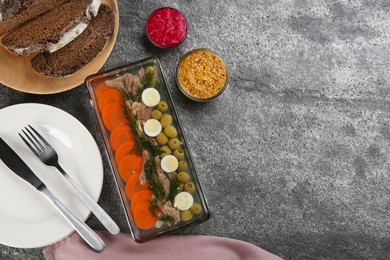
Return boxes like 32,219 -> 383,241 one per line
0,0 -> 119,94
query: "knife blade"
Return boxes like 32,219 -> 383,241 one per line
0,137 -> 43,189
0,137 -> 105,252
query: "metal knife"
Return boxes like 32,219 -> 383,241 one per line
0,137 -> 105,252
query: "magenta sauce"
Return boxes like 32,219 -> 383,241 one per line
146,7 -> 187,48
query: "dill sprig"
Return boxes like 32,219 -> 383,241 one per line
120,87 -> 136,102
167,175 -> 180,202
149,198 -> 176,226
149,198 -> 159,217
130,67 -> 159,101
123,108 -> 142,154
158,215 -> 175,226
120,67 -> 157,103
135,86 -> 143,102
141,66 -> 158,89
144,157 -> 166,201
123,106 -> 162,156
139,136 -> 162,157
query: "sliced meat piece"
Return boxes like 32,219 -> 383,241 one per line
158,201 -> 180,224
123,73 -> 141,97
130,101 -> 152,122
155,156 -> 170,196
105,76 -> 125,90
139,150 -> 150,185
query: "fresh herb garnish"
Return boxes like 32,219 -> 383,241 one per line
157,215 -> 175,226
149,198 -> 176,226
167,175 -> 180,202
131,66 -> 159,101
120,66 -> 158,103
149,198 -> 159,217
123,106 -> 162,157
144,157 -> 166,201
141,66 -> 158,89
123,107 -> 142,153
121,87 -> 136,102
139,136 -> 162,157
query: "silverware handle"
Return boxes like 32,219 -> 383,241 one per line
59,166 -> 120,235
40,185 -> 105,252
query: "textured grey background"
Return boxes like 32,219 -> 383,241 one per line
1,0 -> 390,259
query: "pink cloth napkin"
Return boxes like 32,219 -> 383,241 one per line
43,231 -> 283,260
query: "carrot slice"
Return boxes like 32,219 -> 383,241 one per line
131,190 -> 154,211
95,83 -> 110,100
125,173 -> 149,201
118,154 -> 143,182
110,125 -> 135,151
133,201 -> 157,230
102,102 -> 129,131
98,88 -> 124,111
115,140 -> 136,165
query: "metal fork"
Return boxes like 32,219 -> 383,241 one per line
19,125 -> 120,235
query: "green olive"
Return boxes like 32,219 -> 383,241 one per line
177,172 -> 190,183
156,132 -> 168,145
178,160 -> 188,172
151,109 -> 162,120
190,203 -> 203,215
160,114 -> 172,128
157,101 -> 168,112
173,148 -> 185,160
160,145 -> 172,158
164,125 -> 178,138
181,210 -> 193,222
145,66 -> 155,74
184,181 -> 196,193
168,138 -> 180,150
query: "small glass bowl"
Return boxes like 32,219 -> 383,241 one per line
146,7 -> 188,49
176,48 -> 229,102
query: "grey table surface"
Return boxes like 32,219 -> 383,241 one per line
1,0 -> 390,259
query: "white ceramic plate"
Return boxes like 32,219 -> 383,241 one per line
0,103 -> 103,248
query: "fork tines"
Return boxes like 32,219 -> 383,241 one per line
19,125 -> 49,156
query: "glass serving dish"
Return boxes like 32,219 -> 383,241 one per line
85,57 -> 210,242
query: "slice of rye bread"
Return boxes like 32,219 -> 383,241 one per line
1,0 -> 101,56
31,4 -> 115,77
0,0 -> 69,36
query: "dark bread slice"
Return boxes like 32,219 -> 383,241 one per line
31,4 -> 115,77
0,0 -> 69,35
1,0 -> 100,56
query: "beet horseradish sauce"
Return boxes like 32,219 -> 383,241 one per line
146,7 -> 187,48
